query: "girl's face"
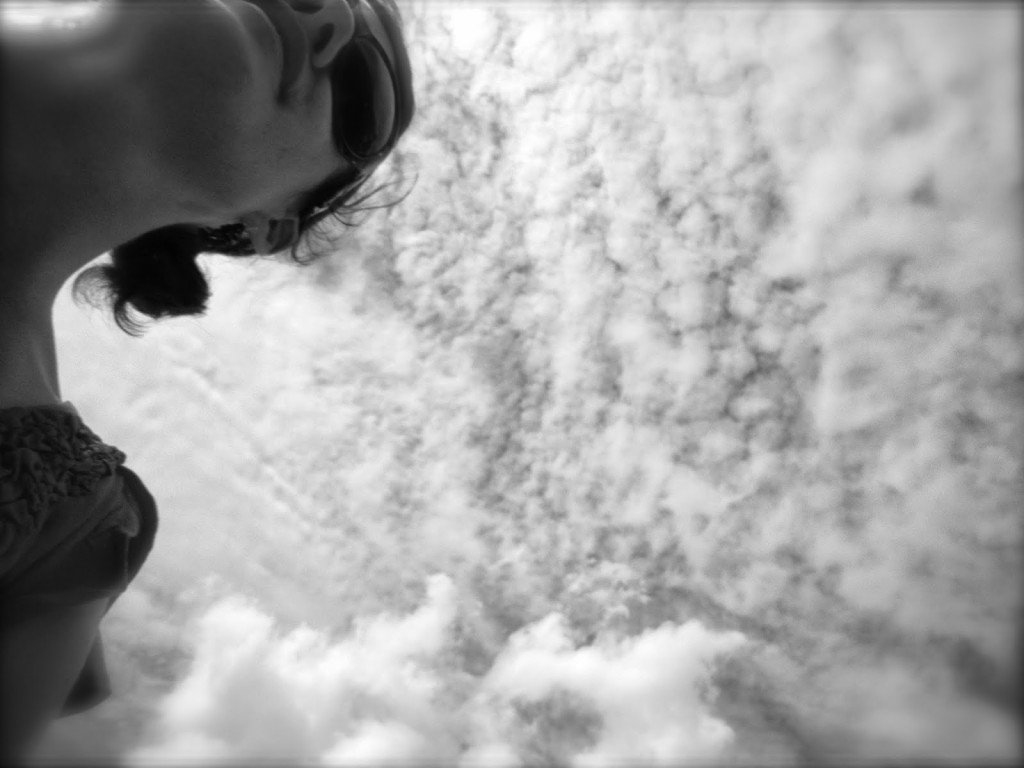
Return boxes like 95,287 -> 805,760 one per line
77,0 -> 363,225
122,0 -> 359,223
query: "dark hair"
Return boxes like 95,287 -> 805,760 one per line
71,170 -> 408,336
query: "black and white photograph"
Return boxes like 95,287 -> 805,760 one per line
1,0 -> 1020,764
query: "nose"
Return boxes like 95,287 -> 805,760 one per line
289,0 -> 355,70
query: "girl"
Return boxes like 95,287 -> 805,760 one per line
0,0 -> 414,757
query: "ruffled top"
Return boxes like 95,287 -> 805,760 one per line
1,402 -> 128,575
0,401 -> 158,716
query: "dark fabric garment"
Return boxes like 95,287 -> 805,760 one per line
0,402 -> 159,716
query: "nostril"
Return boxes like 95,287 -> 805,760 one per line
313,24 -> 335,54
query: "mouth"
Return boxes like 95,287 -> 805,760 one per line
242,0 -> 309,101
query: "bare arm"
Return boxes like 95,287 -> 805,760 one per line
0,598 -> 109,763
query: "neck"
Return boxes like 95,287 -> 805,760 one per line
0,14 -> 188,409
0,23 -> 183,308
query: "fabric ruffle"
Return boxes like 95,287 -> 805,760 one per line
0,404 -> 126,572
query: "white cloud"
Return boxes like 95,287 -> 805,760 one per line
41,3 -> 1019,765
476,614 -> 747,766
127,576 -> 747,766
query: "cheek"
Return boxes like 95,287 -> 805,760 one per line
253,95 -> 342,206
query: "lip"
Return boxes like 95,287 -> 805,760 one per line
242,0 -> 309,101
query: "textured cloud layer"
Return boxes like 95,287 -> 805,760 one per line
39,1 -> 1022,764
126,576 -> 746,765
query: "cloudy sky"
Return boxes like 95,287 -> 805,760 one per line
24,0 -> 1024,764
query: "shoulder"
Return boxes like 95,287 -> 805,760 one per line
1,404 -> 129,584
114,465 -> 159,584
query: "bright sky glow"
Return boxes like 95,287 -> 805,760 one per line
1,0 -> 102,28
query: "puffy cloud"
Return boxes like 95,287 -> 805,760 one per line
128,576 -> 746,766
474,614 -> 746,766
